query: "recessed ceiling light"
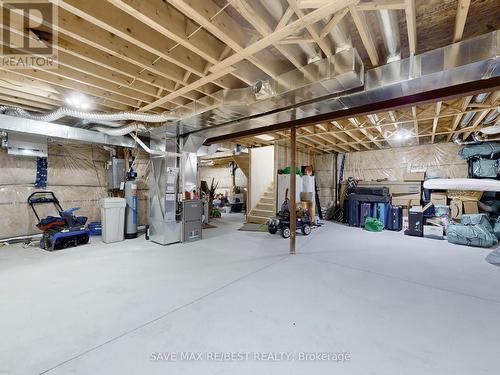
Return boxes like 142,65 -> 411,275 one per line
255,134 -> 275,141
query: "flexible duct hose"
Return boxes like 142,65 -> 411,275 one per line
92,123 -> 147,136
129,133 -> 181,157
0,105 -> 176,123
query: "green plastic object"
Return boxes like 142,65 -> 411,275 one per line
364,217 -> 384,232
282,167 -> 303,176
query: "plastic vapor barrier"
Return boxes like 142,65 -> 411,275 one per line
342,143 -> 468,181
0,142 -> 150,239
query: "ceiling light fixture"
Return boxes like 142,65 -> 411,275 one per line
255,134 -> 275,141
65,92 -> 91,110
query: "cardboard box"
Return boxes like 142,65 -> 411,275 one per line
403,172 -> 426,182
450,199 -> 463,220
463,201 -> 479,214
431,192 -> 447,205
423,225 -> 444,240
392,198 -> 420,207
393,192 -> 420,207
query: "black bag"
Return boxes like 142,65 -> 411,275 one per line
405,211 -> 423,237
347,197 -> 360,227
386,205 -> 402,231
347,186 -> 389,196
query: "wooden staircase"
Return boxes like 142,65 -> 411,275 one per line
247,182 -> 276,224
232,155 -> 249,178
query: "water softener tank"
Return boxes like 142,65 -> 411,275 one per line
124,171 -> 138,239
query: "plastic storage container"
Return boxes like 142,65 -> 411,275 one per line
100,198 -> 126,243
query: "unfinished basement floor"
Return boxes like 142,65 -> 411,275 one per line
1,214 -> 499,375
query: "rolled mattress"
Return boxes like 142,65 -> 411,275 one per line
423,178 -> 500,192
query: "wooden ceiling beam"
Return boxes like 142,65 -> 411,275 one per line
23,7 -> 219,103
276,7 -> 295,30
274,132 -> 324,154
334,120 -> 371,150
310,124 -> 356,152
453,0 -> 471,43
210,0 -> 356,73
108,0 -> 260,88
51,0 -> 215,81
57,37 -> 207,105
431,101 -> 442,143
144,0 -> 355,111
404,0 -> 417,55
411,106 -> 419,145
0,87 -> 63,108
320,7 -> 349,39
0,95 -> 55,111
0,69 -> 62,96
227,0 -> 316,83
348,117 -> 383,148
357,0 -> 406,11
3,68 -> 139,110
286,0 -> 332,56
348,4 -> 380,66
301,126 -> 348,153
167,0 -> 292,81
326,122 -> 361,151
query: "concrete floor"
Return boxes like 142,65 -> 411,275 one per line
1,214 -> 499,375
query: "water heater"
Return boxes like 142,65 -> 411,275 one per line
124,170 -> 138,239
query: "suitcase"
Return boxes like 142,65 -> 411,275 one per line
360,202 -> 373,227
386,205 -> 402,231
347,186 -> 389,196
347,197 -> 360,227
374,203 -> 389,227
404,211 -> 423,237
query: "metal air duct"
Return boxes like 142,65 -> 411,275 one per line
377,10 -> 401,63
169,47 -> 364,134
328,21 -> 352,54
196,31 -> 500,143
